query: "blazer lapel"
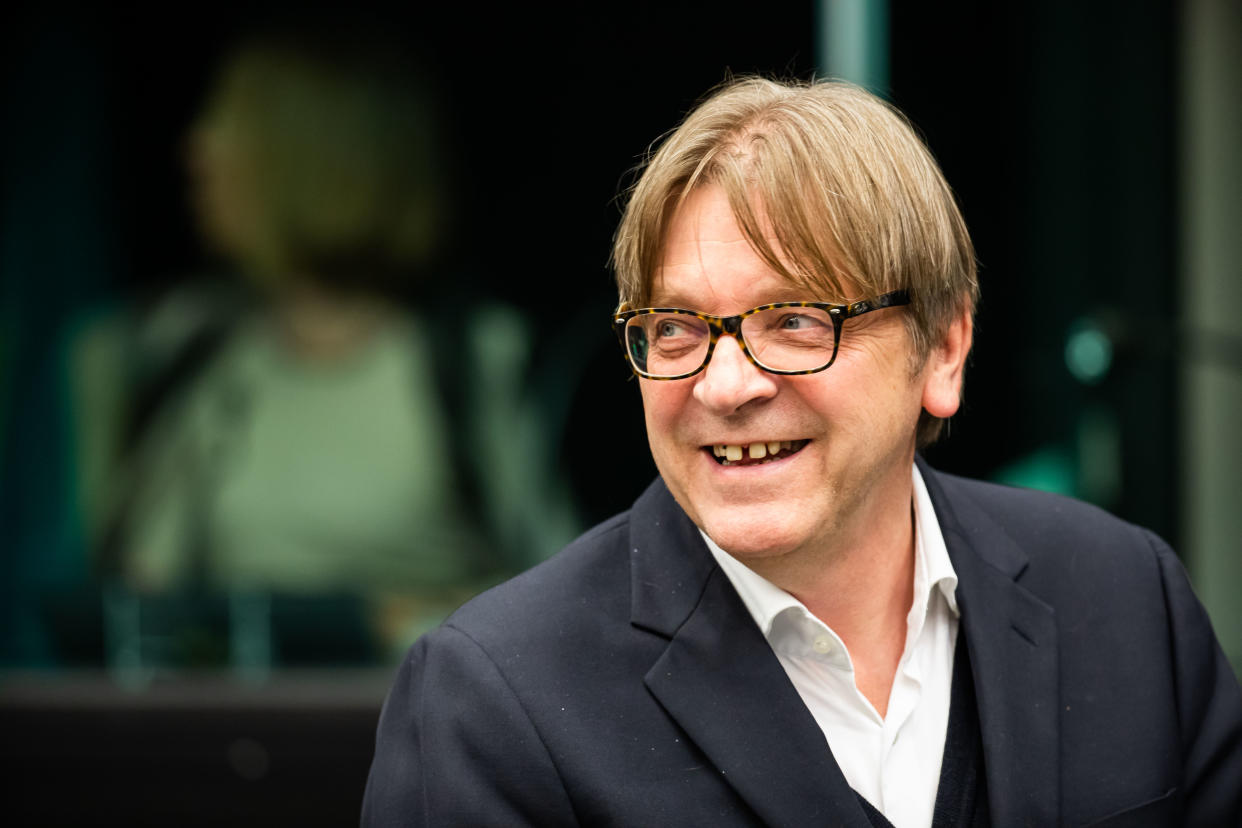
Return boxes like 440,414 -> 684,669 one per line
628,479 -> 872,828
919,459 -> 1061,827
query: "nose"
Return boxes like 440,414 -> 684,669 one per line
692,334 -> 779,414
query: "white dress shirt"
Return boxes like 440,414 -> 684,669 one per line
702,464 -> 959,828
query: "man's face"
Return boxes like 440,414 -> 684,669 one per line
639,183 -> 955,564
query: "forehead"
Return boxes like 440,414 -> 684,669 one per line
649,185 -> 832,310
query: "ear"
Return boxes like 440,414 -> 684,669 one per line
921,308 -> 973,418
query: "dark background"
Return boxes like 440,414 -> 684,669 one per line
2,0 -> 1180,533
1,1 -> 1188,823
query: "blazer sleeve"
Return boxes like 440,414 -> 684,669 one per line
361,625 -> 578,827
1152,532 -> 1242,825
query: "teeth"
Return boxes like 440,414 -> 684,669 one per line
712,441 -> 807,464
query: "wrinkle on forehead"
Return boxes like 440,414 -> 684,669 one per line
650,269 -> 811,310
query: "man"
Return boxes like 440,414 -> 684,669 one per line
363,78 -> 1242,826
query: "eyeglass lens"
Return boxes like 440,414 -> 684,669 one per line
625,307 -> 837,377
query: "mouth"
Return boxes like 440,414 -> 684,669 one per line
705,439 -> 810,467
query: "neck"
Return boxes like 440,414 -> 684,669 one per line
273,282 -> 389,362
746,457 -> 917,716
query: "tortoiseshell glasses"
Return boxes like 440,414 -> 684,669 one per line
612,290 -> 910,380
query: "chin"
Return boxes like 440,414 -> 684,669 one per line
694,503 -> 812,562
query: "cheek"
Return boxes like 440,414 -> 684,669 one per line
639,382 -> 689,455
638,380 -> 674,422
793,368 -> 916,438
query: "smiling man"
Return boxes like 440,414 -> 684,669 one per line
363,79 -> 1242,827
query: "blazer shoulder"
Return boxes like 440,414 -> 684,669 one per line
435,510 -> 635,652
922,466 -> 1181,610
932,468 -> 1162,554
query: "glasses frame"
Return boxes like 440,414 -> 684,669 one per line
612,289 -> 911,380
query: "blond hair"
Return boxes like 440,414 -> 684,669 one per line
612,77 -> 978,446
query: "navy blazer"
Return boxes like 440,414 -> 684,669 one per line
363,462 -> 1242,826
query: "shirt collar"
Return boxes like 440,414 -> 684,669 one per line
702,463 -> 959,645
912,462 -> 959,617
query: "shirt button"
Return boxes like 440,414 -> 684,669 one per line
812,636 -> 832,654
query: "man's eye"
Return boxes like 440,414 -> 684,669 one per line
656,319 -> 693,338
777,313 -> 826,331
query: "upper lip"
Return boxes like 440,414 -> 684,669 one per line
702,438 -> 802,445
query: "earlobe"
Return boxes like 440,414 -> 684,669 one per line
921,310 -> 973,418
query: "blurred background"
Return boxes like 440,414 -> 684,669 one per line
2,0 -> 1238,823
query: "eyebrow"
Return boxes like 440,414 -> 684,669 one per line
646,290 -> 828,309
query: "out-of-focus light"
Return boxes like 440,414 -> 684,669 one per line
1065,321 -> 1113,385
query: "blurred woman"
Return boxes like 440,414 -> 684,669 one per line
103,27 -> 497,657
